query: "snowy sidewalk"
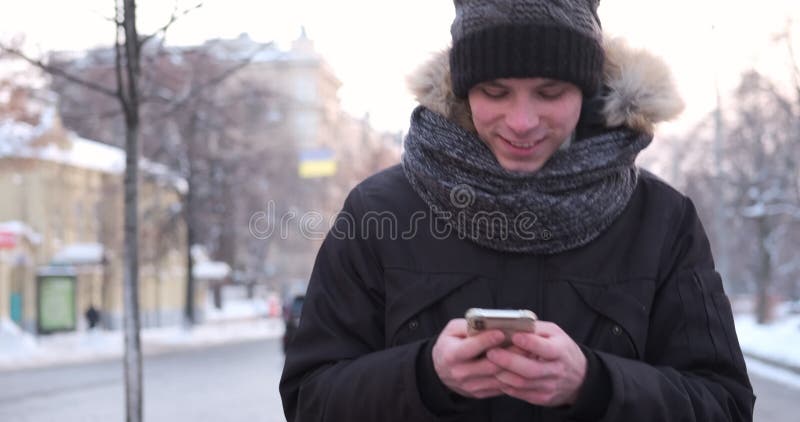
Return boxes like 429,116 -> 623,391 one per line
736,313 -> 800,375
0,299 -> 284,372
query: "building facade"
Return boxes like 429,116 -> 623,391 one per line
0,88 -> 196,333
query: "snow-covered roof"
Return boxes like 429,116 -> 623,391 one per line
0,120 -> 187,193
0,220 -> 42,244
0,121 -> 125,174
50,243 -> 105,266
193,261 -> 231,280
36,134 -> 126,174
37,265 -> 78,277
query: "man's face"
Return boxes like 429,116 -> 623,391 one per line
468,78 -> 583,173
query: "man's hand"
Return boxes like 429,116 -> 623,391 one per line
431,319 -> 507,399
485,321 -> 587,406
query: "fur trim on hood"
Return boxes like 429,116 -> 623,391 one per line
406,36 -> 684,135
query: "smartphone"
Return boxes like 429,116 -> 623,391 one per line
465,308 -> 537,346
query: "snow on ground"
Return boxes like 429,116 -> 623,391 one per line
204,297 -> 268,322
745,358 -> 800,390
0,317 -> 38,359
734,305 -> 800,388
735,313 -> 800,370
0,299 -> 284,372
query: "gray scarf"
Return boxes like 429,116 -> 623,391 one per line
402,106 -> 652,254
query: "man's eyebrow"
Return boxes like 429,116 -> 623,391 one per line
538,79 -> 565,88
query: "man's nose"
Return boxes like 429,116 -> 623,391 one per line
505,99 -> 541,137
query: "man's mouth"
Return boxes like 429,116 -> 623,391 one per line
500,135 -> 545,150
506,139 -> 535,148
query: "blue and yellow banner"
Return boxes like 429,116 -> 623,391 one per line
299,148 -> 337,178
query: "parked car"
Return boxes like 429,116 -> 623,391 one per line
282,294 -> 304,352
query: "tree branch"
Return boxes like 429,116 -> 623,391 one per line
151,44 -> 270,119
784,20 -> 800,105
139,2 -> 204,47
0,44 -> 118,98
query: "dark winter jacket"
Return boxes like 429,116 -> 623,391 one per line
280,37 -> 754,422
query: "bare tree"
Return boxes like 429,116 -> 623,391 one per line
724,71 -> 800,323
669,71 -> 799,324
0,2 -> 205,420
116,3 -> 145,418
135,46 -> 289,321
50,40 -> 306,320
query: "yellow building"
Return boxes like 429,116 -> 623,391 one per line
0,95 -> 196,333
0,221 -> 39,330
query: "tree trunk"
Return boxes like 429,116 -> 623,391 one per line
182,112 -> 200,328
185,190 -> 197,326
121,1 -> 143,421
154,244 -> 163,328
213,282 -> 223,309
122,122 -> 143,422
755,216 -> 773,324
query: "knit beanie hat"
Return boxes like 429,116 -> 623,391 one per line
450,0 -> 605,98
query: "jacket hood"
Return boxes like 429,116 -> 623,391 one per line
406,36 -> 684,135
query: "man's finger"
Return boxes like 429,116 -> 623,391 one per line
441,318 -> 469,337
486,347 -> 553,379
527,321 -> 560,337
462,376 -> 505,397
449,357 -> 502,380
510,332 -> 561,360
452,330 -> 506,361
496,369 -> 540,390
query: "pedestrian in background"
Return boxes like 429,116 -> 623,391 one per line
280,0 -> 754,420
85,304 -> 100,330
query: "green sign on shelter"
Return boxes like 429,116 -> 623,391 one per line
37,270 -> 77,334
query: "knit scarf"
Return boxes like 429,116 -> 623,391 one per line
401,106 -> 652,254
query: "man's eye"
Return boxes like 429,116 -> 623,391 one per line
539,88 -> 566,100
481,88 -> 507,98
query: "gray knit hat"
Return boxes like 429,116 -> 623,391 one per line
450,0 -> 604,98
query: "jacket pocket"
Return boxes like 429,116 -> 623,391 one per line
383,269 -> 496,347
677,268 -> 743,365
567,278 -> 655,359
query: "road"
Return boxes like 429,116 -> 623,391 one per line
0,339 -> 796,421
0,339 -> 286,422
750,365 -> 800,422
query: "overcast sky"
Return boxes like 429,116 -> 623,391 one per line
2,0 -> 800,134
